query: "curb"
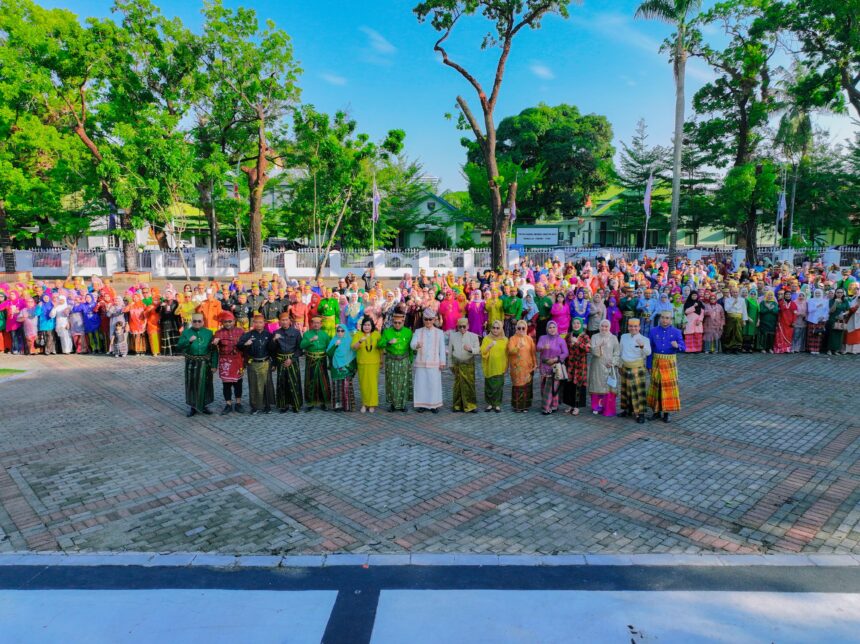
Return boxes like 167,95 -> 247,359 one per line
0,552 -> 858,568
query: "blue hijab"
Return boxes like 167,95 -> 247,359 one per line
327,325 -> 356,369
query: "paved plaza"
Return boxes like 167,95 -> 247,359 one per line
0,351 -> 858,557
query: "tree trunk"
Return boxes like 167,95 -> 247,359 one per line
668,36 -> 686,269
245,113 -> 269,273
0,201 -> 15,272
315,188 -> 353,279
743,203 -> 758,264
198,180 -> 218,251
67,242 -> 77,280
120,209 -> 138,272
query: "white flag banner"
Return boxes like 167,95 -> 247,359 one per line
372,178 -> 381,223
776,191 -> 787,222
643,172 -> 654,220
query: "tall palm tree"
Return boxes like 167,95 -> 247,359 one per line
635,0 -> 702,266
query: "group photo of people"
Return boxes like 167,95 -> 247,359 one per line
1,253 -> 858,422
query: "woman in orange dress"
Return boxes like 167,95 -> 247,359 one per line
507,320 -> 537,412
124,293 -> 147,354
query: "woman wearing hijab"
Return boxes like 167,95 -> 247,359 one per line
742,287 -> 759,353
125,293 -> 147,354
507,320 -> 537,412
17,297 -> 38,354
702,292 -> 725,354
536,320 -> 569,415
571,288 -> 590,328
522,292 -> 538,339
35,293 -> 56,355
843,285 -> 860,354
0,291 -> 10,354
562,317 -> 590,415
671,293 -> 685,330
158,293 -> 181,356
790,291 -> 808,353
485,290 -> 503,331
69,294 -> 88,354
774,289 -> 797,354
51,294 -> 73,354
550,292 -> 571,337
439,290 -> 461,332
480,320 -> 508,412
683,291 -> 704,353
805,289 -> 829,354
604,296 -> 623,336
587,293 -> 606,336
757,290 -> 779,352
352,316 -> 382,413
344,292 -> 364,333
327,324 -> 357,412
466,289 -> 487,338
827,288 -> 851,354
82,293 -> 103,354
588,319 -> 620,416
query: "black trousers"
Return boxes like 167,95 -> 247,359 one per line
222,381 -> 243,402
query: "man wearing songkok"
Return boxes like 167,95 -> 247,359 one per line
238,314 -> 275,415
647,311 -> 685,423
213,311 -> 246,415
721,285 -> 748,354
410,308 -> 446,413
300,316 -> 331,410
618,318 -> 652,424
380,311 -> 413,412
177,313 -> 218,417
447,317 -> 481,413
270,312 -> 304,413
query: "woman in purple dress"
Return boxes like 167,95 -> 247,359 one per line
466,289 -> 487,338
536,320 -> 568,415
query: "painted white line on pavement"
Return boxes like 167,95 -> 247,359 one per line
371,589 -> 860,644
0,589 -> 337,644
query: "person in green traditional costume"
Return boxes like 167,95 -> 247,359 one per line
827,288 -> 851,355
501,285 -> 523,338
301,316 -> 331,410
742,287 -> 759,353
757,290 -> 779,352
176,313 -> 218,417
380,311 -> 413,412
317,288 -> 340,339
619,286 -> 638,336
533,285 -> 553,339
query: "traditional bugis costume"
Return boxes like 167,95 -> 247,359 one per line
327,324 -> 356,411
410,308 -> 446,411
507,328 -> 537,411
448,321 -> 481,412
535,321 -> 568,415
176,324 -> 217,415
380,315 -> 413,411
214,311 -> 245,413
270,313 -> 304,412
619,327 -> 652,423
301,320 -> 332,410
239,317 -> 275,413
647,321 -> 685,421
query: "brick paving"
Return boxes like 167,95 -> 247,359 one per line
0,351 -> 858,556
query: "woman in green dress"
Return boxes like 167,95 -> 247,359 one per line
756,290 -> 779,353
742,287 -> 759,353
826,288 -> 851,355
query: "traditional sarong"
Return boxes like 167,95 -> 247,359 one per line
161,323 -> 180,356
384,354 -> 412,411
39,331 -> 56,355
722,314 -> 743,351
184,354 -> 214,410
792,325 -> 807,352
148,330 -> 161,356
742,331 -> 756,352
512,378 -> 533,411
304,351 -> 331,407
485,374 -> 504,407
451,361 -> 477,412
620,359 -> 648,415
647,354 -> 681,413
756,331 -> 775,352
827,327 -> 845,353
330,376 -> 355,411
773,325 -> 794,354
246,359 -> 275,411
274,354 -> 303,411
540,375 -> 561,413
806,322 -> 825,353
684,332 -> 703,353
562,381 -> 587,409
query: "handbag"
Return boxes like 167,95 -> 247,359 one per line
552,362 -> 569,381
833,320 -> 847,331
606,366 -> 618,390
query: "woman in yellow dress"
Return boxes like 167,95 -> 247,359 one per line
352,315 -> 382,413
480,320 -> 508,412
485,290 -> 504,333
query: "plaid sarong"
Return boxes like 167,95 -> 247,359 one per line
184,354 -> 214,411
274,354 -> 303,411
304,352 -> 331,407
647,354 -> 681,413
484,374 -> 504,407
512,379 -> 533,411
247,359 -> 275,411
620,360 -> 648,415
384,354 -> 413,411
722,314 -> 743,351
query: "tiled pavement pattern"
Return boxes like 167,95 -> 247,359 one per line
0,352 -> 858,556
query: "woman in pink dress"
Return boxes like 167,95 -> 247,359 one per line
774,290 -> 797,354
683,291 -> 704,353
550,292 -> 571,337
438,290 -> 461,332
702,292 -> 725,354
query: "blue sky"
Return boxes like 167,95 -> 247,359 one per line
50,0 -> 857,192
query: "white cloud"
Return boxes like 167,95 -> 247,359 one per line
530,62 -> 555,80
360,26 -> 396,55
620,74 -> 637,87
321,72 -> 347,86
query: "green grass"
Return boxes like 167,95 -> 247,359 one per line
0,368 -> 25,377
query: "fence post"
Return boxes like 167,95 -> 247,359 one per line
329,250 -> 341,278
194,250 -> 209,278
150,250 -> 164,278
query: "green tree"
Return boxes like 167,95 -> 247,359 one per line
614,119 -> 671,246
462,159 -> 543,232
778,0 -> 860,119
677,130 -> 720,245
201,0 -> 301,272
688,0 -> 780,260
717,160 -> 780,247
414,0 -> 575,270
464,103 -> 615,221
634,0 -> 703,265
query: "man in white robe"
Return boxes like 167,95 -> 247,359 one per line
410,308 -> 446,412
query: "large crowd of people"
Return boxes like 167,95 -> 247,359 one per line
1,254 -> 858,421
